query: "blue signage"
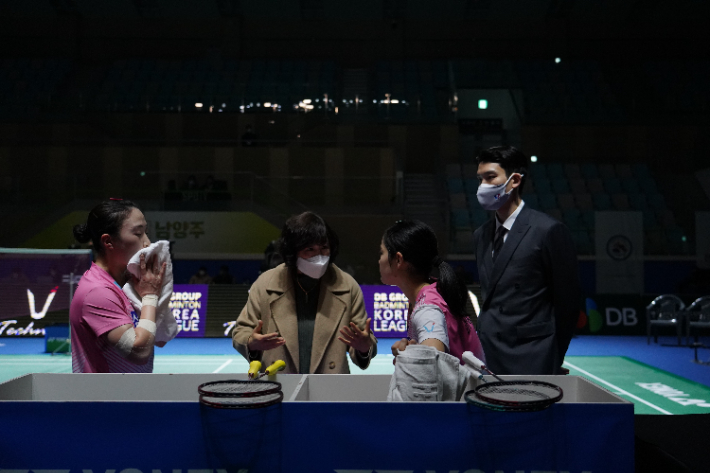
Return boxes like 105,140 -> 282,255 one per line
361,285 -> 409,338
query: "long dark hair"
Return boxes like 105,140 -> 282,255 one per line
279,211 -> 339,270
72,200 -> 137,255
383,219 -> 467,319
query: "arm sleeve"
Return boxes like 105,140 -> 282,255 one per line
82,286 -> 134,338
410,305 -> 450,351
544,222 -> 581,365
348,282 -> 378,369
232,280 -> 264,362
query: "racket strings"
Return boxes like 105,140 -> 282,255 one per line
201,392 -> 283,407
202,382 -> 278,395
198,379 -> 284,408
478,384 -> 559,401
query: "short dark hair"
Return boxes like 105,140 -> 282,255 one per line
476,145 -> 528,195
72,200 -> 137,255
279,212 -> 339,269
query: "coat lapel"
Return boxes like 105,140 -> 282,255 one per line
309,267 -> 348,373
483,205 -> 532,306
267,267 -> 300,372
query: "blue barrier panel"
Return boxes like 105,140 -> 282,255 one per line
0,400 -> 633,472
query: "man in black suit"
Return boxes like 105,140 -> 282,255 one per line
473,146 -> 580,375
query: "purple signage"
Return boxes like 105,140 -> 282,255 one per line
360,285 -> 409,338
170,284 -> 208,337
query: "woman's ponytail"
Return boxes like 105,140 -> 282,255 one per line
434,260 -> 468,320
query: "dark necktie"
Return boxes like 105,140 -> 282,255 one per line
492,226 -> 507,262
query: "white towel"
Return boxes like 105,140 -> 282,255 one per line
122,240 -> 178,345
387,345 -> 471,402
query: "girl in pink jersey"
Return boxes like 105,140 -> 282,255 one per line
379,220 -> 485,363
70,200 -> 166,373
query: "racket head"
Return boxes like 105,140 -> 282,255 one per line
473,380 -> 563,408
200,391 -> 284,409
198,379 -> 281,398
464,389 -> 548,412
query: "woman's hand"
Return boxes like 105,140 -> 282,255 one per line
247,320 -> 285,352
338,318 -> 372,355
391,338 -> 417,365
133,253 -> 167,298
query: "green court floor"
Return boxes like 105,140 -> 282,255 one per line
1,354 -> 709,415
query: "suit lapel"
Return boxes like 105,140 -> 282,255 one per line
267,268 -> 300,372
477,219 -> 495,294
483,206 -> 532,306
309,268 -> 348,373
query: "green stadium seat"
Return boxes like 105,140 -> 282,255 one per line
632,163 -> 653,179
539,194 -> 557,210
558,193 -> 575,210
447,178 -> 464,193
450,192 -> 467,209
551,178 -> 570,194
586,178 -> 604,193
592,193 -> 612,210
621,178 -> 641,194
524,194 -> 540,210
581,164 -> 599,179
604,177 -> 622,194
535,178 -> 552,195
628,193 -> 649,210
451,209 -> 471,230
611,194 -> 631,211
599,164 -> 616,179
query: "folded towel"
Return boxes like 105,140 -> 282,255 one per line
122,240 -> 178,345
387,345 -> 470,402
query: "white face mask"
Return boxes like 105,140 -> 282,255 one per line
476,174 -> 521,211
297,254 -> 330,279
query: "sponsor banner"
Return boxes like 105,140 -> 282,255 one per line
144,211 -> 279,256
171,284 -> 208,337
577,295 -> 649,335
595,211 -> 644,294
0,249 -> 92,337
0,399 -> 634,472
360,285 -> 409,338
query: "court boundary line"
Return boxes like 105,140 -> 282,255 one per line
563,360 -> 672,415
213,359 -> 233,373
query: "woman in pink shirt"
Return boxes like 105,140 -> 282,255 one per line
70,199 -> 165,373
379,220 -> 485,363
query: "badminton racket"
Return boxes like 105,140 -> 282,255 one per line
198,379 -> 282,398
199,391 -> 284,409
462,352 -> 563,411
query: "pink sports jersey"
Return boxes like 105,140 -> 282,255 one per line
408,282 -> 486,364
70,262 -> 154,373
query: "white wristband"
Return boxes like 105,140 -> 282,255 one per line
137,319 -> 157,336
142,294 -> 159,307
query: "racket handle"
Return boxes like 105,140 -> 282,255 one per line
265,359 -> 286,375
248,360 -> 262,379
462,351 -> 486,372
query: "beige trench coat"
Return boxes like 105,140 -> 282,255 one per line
232,263 -> 377,374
